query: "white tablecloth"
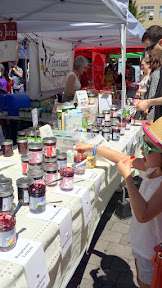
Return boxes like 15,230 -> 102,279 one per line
0,125 -> 142,288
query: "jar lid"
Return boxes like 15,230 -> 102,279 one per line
28,141 -> 43,150
43,137 -> 57,144
43,163 -> 58,172
17,138 -> 28,144
27,169 -> 44,178
2,139 -> 13,145
104,122 -> 111,127
102,127 -> 111,133
16,177 -> 34,188
43,156 -> 57,163
60,167 -> 74,177
91,127 -> 100,132
110,105 -> 117,111
0,185 -> 13,197
57,152 -> 67,160
97,114 -> 104,118
103,109 -> 110,114
0,177 -> 12,186
27,131 -> 36,137
17,131 -> 26,136
21,154 -> 29,162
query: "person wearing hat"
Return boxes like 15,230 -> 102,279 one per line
75,117 -> 162,288
8,62 -> 24,94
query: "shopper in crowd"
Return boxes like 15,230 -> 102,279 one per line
75,116 -> 162,288
0,63 -> 5,78
125,59 -> 135,85
64,56 -> 89,101
8,62 -> 24,94
104,64 -> 115,87
136,57 -> 151,99
135,25 -> 162,121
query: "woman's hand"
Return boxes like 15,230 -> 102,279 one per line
117,158 -> 133,179
75,143 -> 94,154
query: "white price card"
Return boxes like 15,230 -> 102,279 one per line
39,124 -> 53,139
31,108 -> 38,128
27,206 -> 72,258
74,90 -> 88,106
54,186 -> 91,228
0,238 -> 50,288
98,92 -> 112,113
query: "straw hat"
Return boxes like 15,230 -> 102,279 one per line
142,117 -> 162,152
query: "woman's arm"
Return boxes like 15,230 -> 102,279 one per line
65,74 -> 77,97
12,68 -> 23,78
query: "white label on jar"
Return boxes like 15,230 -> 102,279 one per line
105,114 -> 110,121
97,118 -> 105,127
0,227 -> 16,248
2,195 -> 13,211
57,159 -> 67,171
103,132 -> 110,141
60,177 -> 74,190
28,151 -> 43,164
23,189 -> 29,204
44,172 -> 58,185
29,196 -> 46,213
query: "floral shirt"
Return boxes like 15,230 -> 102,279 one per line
8,66 -> 23,89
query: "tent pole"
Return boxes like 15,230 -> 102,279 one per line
121,24 -> 126,112
24,44 -> 28,94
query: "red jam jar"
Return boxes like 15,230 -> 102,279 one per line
43,163 -> 58,186
28,142 -> 43,164
27,168 -> 44,185
102,127 -> 111,141
103,110 -> 110,122
21,154 -> 29,175
28,184 -> 46,214
110,105 -> 117,117
17,138 -> 28,155
112,120 -> 120,141
57,152 -> 67,172
125,118 -> 131,130
74,154 -> 87,174
131,113 -> 136,125
0,212 -> 16,251
60,167 -> 74,191
16,177 -> 34,206
118,117 -> 126,136
2,139 -> 13,157
0,185 -> 14,212
43,137 -> 56,158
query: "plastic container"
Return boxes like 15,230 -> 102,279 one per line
43,163 -> 58,186
0,212 -> 16,251
102,127 -> 111,141
74,154 -> 87,174
17,138 -> 28,155
27,169 -> 44,185
57,152 -> 67,172
16,177 -> 33,206
97,114 -> 105,127
43,137 -> 56,158
2,139 -> 13,157
0,185 -> 14,212
29,184 -> 46,214
60,167 -> 74,191
28,142 -> 43,164
86,154 -> 96,168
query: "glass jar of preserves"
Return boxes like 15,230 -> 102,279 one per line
21,154 -> 29,175
17,138 -> 28,155
131,112 -> 136,125
118,116 -> 126,136
74,153 -> 87,174
43,163 -> 58,186
43,156 -> 57,165
60,167 -> 74,191
17,130 -> 26,137
86,124 -> 93,133
43,137 -> 57,158
102,127 -> 111,141
91,127 -> 100,137
0,185 -> 14,212
110,105 -> 117,118
2,139 -> 13,157
27,168 -> 44,185
27,130 -> 35,138
16,177 -> 33,206
0,212 -> 16,251
0,176 -> 12,187
28,184 -> 46,214
112,120 -> 120,141
97,114 -> 105,127
125,118 -> 131,130
103,109 -> 110,122
57,152 -> 67,172
28,142 -> 43,164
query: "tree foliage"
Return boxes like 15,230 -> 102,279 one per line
129,0 -> 146,24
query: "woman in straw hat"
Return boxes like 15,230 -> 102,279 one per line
75,117 -> 162,288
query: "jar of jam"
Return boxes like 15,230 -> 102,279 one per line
21,154 -> 29,175
43,156 -> 57,165
0,212 -> 16,251
74,154 -> 87,174
110,105 -> 117,118
97,114 -> 105,127
60,167 -> 74,191
118,116 -> 126,136
86,124 -> 93,133
112,120 -> 120,141
28,163 -> 42,170
27,130 -> 35,138
88,95 -> 95,105
28,184 -> 46,214
43,163 -> 58,186
28,142 -> 43,164
16,177 -> 34,206
0,185 -> 14,212
125,118 -> 131,130
91,127 -> 100,137
102,127 -> 111,141
2,139 -> 13,157
103,110 -> 110,122
27,168 -> 44,185
17,130 -> 26,137
131,113 -> 136,125
57,152 -> 67,172
43,137 -> 56,158
0,176 -> 12,187
17,138 -> 28,155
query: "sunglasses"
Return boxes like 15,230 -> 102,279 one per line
142,135 -> 162,156
145,41 -> 158,52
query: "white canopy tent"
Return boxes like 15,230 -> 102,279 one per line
1,0 -> 145,108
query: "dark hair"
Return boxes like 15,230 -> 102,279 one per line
142,25 -> 162,43
150,58 -> 161,74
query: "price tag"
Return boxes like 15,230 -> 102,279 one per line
39,124 -> 53,139
31,108 -> 38,128
74,90 -> 88,106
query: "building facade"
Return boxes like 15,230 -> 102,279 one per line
136,0 -> 162,28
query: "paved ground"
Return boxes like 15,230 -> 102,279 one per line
67,188 -> 140,288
